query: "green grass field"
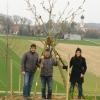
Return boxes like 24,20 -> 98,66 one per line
57,39 -> 100,46
0,35 -> 100,46
0,35 -> 100,99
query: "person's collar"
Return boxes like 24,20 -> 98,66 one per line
30,51 -> 35,54
75,55 -> 81,58
44,56 -> 50,59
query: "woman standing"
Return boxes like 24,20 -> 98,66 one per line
69,48 -> 87,99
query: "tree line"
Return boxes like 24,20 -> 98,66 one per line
0,13 -> 100,39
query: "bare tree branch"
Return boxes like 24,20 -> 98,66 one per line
40,0 -> 57,34
39,16 -> 48,34
25,0 -> 40,26
65,0 -> 86,22
57,1 -> 70,23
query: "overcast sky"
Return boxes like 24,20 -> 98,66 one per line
0,0 -> 100,23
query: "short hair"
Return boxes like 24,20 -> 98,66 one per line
30,44 -> 36,48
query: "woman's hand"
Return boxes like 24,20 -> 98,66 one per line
81,74 -> 84,78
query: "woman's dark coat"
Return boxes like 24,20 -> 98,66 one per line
70,56 -> 87,84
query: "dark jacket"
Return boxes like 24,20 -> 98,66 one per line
21,51 -> 39,72
70,56 -> 87,83
40,57 -> 57,76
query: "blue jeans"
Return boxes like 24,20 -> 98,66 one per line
69,82 -> 83,98
23,72 -> 34,97
41,76 -> 52,99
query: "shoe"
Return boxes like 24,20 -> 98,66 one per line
47,97 -> 52,100
78,96 -> 81,99
82,95 -> 85,99
23,97 -> 28,100
78,96 -> 85,99
42,97 -> 47,100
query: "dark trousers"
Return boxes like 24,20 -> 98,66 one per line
23,72 -> 34,97
41,76 -> 52,99
69,82 -> 83,98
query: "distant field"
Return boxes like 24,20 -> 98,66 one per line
0,35 -> 100,98
57,39 -> 100,46
0,35 -> 100,46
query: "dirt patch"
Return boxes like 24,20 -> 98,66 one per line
0,95 -> 67,100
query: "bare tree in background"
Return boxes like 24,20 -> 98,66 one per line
13,15 -> 21,25
0,14 -> 13,33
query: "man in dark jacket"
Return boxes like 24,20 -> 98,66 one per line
69,48 -> 87,99
39,48 -> 58,100
21,44 -> 39,100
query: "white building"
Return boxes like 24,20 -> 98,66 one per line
64,34 -> 81,40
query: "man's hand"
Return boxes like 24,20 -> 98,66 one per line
41,56 -> 44,59
81,74 -> 84,78
22,71 -> 25,75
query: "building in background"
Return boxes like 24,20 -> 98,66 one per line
64,33 -> 81,40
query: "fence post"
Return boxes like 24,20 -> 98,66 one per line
19,74 -> 21,95
66,54 -> 70,100
10,59 -> 13,98
33,69 -> 40,99
55,84 -> 58,94
95,76 -> 98,100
